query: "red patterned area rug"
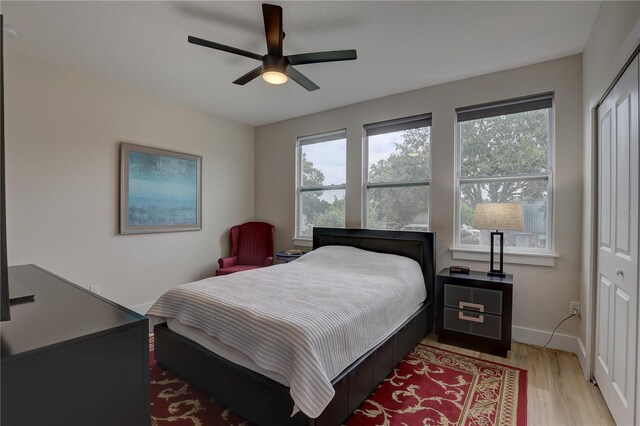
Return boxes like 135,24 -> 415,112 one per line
150,337 -> 527,426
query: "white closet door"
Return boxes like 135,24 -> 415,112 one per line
595,54 -> 638,426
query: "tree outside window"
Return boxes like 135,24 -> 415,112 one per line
296,131 -> 346,237
364,115 -> 432,231
456,94 -> 553,251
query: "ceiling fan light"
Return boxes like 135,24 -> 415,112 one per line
262,70 -> 288,85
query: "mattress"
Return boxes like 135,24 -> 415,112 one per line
147,245 -> 426,418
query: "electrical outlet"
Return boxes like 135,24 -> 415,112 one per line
89,285 -> 100,295
570,301 -> 581,316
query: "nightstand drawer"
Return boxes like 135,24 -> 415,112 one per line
443,307 -> 502,340
444,284 -> 503,315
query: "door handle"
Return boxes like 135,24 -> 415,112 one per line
458,311 -> 485,323
616,269 -> 624,277
459,301 -> 485,312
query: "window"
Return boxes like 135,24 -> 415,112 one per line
296,130 -> 347,238
363,114 -> 431,231
455,93 -> 553,252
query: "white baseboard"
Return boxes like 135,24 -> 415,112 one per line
129,301 -> 155,315
512,325 -> 580,354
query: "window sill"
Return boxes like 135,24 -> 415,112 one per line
292,238 -> 313,248
451,247 -> 558,267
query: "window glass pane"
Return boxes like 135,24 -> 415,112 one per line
299,189 -> 345,237
460,109 -> 549,178
367,127 -> 430,183
367,185 -> 429,231
301,139 -> 346,186
459,179 -> 548,249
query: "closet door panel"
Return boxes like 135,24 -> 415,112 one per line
595,54 -> 638,426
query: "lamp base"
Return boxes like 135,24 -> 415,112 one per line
487,230 -> 505,278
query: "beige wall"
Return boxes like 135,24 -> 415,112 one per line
255,55 -> 584,346
580,2 -> 640,377
4,51 -> 255,309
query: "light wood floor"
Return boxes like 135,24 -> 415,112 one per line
423,334 -> 615,426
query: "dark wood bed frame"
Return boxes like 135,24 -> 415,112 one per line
154,227 -> 436,426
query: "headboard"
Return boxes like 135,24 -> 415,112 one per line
312,227 -> 436,306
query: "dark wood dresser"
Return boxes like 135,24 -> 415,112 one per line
1,265 -> 150,426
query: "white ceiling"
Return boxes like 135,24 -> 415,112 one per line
2,1 -> 600,126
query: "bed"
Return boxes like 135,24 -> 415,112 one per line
150,227 -> 436,426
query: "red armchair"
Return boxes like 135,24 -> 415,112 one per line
216,222 -> 275,276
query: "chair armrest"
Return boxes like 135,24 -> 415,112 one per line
218,256 -> 238,268
265,256 -> 274,267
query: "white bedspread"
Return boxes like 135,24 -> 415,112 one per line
146,245 -> 426,418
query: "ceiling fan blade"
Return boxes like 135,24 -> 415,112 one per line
287,66 -> 319,91
262,3 -> 283,56
188,36 -> 263,61
233,66 -> 263,85
287,49 -> 357,66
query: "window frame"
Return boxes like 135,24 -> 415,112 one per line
295,129 -> 347,240
453,93 -> 555,254
362,114 -> 432,231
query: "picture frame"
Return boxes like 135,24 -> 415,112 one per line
120,142 -> 202,234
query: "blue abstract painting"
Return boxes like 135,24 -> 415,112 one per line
128,151 -> 198,226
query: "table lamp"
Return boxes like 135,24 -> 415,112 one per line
472,202 -> 524,277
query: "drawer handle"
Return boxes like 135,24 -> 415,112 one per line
459,311 -> 485,323
459,301 -> 484,312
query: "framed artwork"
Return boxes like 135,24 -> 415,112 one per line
120,143 -> 202,234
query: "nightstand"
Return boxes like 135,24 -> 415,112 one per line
275,251 -> 305,263
435,268 -> 513,357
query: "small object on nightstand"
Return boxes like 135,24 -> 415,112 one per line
436,268 -> 513,357
449,265 -> 470,275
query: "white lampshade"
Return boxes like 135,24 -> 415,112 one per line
472,203 -> 524,231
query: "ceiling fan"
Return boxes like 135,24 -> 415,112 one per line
188,3 -> 357,91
